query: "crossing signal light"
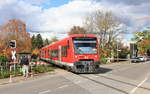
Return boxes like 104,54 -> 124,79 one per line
9,40 -> 16,49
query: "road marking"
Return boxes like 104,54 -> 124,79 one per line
93,75 -> 99,78
80,75 -> 128,94
130,72 -> 150,94
58,85 -> 69,89
38,85 -> 69,94
38,90 -> 51,94
75,81 -> 81,84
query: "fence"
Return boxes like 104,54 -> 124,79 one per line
0,61 -> 52,79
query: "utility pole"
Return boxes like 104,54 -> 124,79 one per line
117,42 -> 119,62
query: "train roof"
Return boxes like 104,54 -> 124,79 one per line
41,34 -> 97,49
68,34 -> 96,38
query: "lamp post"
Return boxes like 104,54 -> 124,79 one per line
117,42 -> 119,62
117,44 -> 121,62
116,39 -> 121,62
130,41 -> 136,59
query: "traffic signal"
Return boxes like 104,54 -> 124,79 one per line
9,40 -> 16,49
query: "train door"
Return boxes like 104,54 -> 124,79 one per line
58,45 -> 62,62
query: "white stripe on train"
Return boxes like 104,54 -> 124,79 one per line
41,57 -> 74,67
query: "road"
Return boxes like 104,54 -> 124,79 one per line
0,61 -> 150,94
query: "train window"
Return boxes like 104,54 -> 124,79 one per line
61,46 -> 68,57
42,50 -> 45,56
48,50 -> 51,57
51,49 -> 58,58
73,37 -> 97,54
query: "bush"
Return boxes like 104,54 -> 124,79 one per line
0,66 -> 23,79
13,70 -> 22,76
32,66 -> 54,73
0,71 -> 9,79
0,66 -> 54,79
100,58 -> 108,64
0,55 -> 8,66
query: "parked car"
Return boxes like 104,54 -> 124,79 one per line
138,56 -> 147,62
147,56 -> 150,61
131,57 -> 140,63
131,56 -> 147,63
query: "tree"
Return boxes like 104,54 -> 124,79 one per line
31,34 -> 44,59
0,55 -> 8,66
84,10 -> 122,58
43,38 -> 49,46
132,30 -> 150,42
35,34 -> 43,49
132,30 -> 150,55
49,37 -> 59,44
31,35 -> 36,50
118,46 -> 129,58
0,30 -> 32,56
137,40 -> 150,55
0,19 -> 32,55
68,26 -> 86,35
31,48 -> 40,59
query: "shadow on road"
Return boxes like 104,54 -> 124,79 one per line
97,67 -> 112,74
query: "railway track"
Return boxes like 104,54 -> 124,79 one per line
62,62 -> 150,94
94,74 -> 150,91
78,74 -> 129,94
77,74 -> 150,94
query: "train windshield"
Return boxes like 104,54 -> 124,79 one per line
73,37 -> 97,54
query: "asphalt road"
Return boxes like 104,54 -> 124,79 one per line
0,61 -> 150,94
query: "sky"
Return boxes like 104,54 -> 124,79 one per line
0,0 -> 150,45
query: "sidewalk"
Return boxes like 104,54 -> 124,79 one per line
0,76 -> 31,85
0,71 -> 56,85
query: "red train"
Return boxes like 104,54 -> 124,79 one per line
40,34 -> 100,73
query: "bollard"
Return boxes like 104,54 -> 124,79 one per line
30,65 -> 33,78
14,63 -> 16,76
14,63 -> 15,72
9,65 -> 12,83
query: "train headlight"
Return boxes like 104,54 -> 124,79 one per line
75,56 -> 78,58
95,56 -> 97,58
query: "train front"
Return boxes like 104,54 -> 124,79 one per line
72,36 -> 100,73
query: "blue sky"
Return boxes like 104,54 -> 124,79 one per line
0,0 -> 149,45
30,0 -> 71,9
42,0 -> 71,8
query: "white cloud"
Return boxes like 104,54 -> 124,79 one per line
29,0 -> 103,39
0,0 -> 42,27
0,0 -> 99,39
0,0 -> 149,42
37,0 -> 98,34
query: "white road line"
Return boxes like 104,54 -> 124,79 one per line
130,72 -> 150,94
58,85 -> 69,89
93,75 -> 99,78
38,90 -> 51,94
75,81 -> 81,84
38,84 -> 69,94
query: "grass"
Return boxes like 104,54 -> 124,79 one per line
0,71 -> 10,79
32,66 -> 54,73
0,66 -> 55,79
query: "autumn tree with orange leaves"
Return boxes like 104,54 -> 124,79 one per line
0,19 -> 32,57
68,26 -> 86,35
132,30 -> 150,55
138,40 -> 150,55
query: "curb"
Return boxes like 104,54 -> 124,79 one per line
0,71 -> 56,86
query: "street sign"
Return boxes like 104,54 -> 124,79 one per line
11,50 -> 16,60
9,40 -> 16,49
